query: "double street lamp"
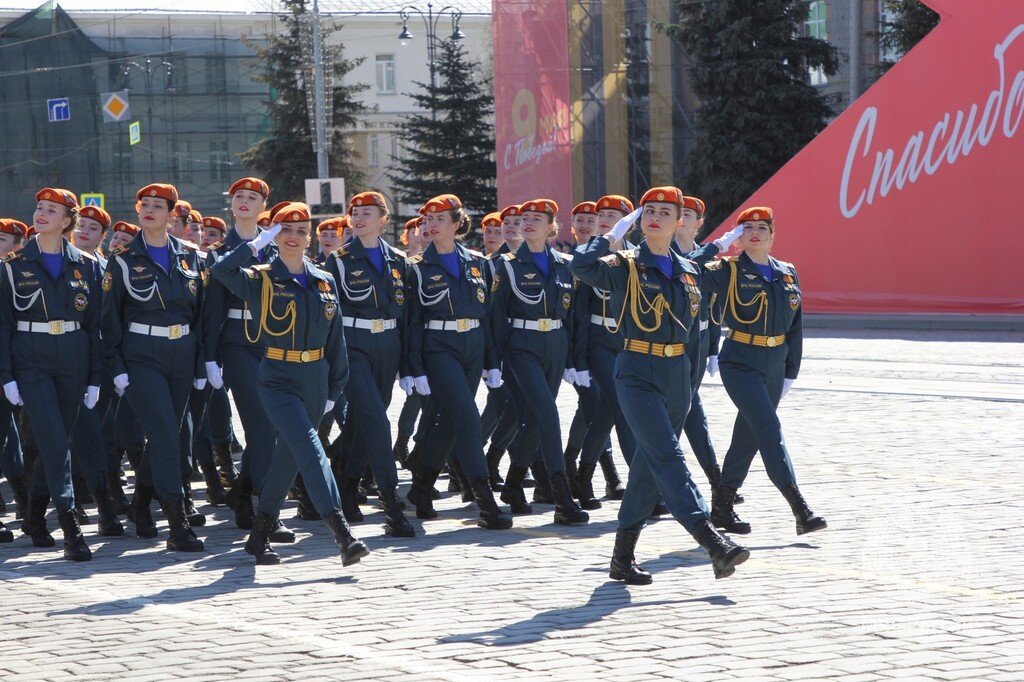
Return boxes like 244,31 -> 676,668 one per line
397,2 -> 465,94
123,59 -> 176,178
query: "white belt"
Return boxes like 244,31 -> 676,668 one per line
700,320 -> 709,332
342,316 -> 397,333
510,318 -> 562,332
426,319 -> 479,332
16,320 -> 80,335
590,315 -> 618,327
226,308 -> 253,320
129,322 -> 191,340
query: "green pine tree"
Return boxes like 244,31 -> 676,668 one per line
388,39 -> 496,220
666,0 -> 839,231
241,0 -> 367,204
876,0 -> 940,72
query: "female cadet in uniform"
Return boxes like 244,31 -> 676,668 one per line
102,183 -> 206,552
0,219 -> 30,524
402,194 -> 512,530
570,186 -> 750,584
211,203 -> 367,566
703,207 -> 827,537
0,189 -> 101,560
313,216 -> 345,266
203,178 -> 281,534
490,199 -> 588,525
324,191 -> 414,537
478,211 -> 512,490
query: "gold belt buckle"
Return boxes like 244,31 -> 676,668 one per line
537,318 -> 552,332
456,319 -> 470,332
168,324 -> 182,340
765,336 -> 777,347
49,321 -> 65,335
663,344 -> 676,357
300,350 -> 312,362
371,319 -> 385,333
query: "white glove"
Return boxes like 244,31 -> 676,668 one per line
712,225 -> 745,252
563,368 -> 578,386
194,377 -> 207,391
780,378 -> 794,400
324,399 -> 335,415
84,385 -> 100,409
205,361 -> 224,390
707,356 -> 719,377
574,370 -> 591,388
249,223 -> 282,254
484,368 -> 502,389
399,376 -> 414,396
3,381 -> 23,406
113,373 -> 130,397
413,376 -> 431,396
606,207 -> 643,243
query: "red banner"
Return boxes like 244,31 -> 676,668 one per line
708,0 -> 1024,315
492,1 -> 573,223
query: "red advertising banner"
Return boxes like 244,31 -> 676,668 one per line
492,1 -> 573,223
707,0 -> 1024,315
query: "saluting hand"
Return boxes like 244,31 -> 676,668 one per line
3,381 -> 23,406
712,225 -> 745,252
83,385 -> 100,410
249,223 -> 282,255
606,207 -> 643,244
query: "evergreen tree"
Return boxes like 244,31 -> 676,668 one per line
666,0 -> 839,231
877,0 -> 940,72
388,39 -> 496,219
242,0 -> 367,204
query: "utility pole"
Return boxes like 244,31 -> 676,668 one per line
311,0 -> 329,179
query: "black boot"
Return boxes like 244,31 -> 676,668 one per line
125,444 -> 144,478
485,444 -> 505,492
575,462 -> 603,510
380,488 -> 415,538
183,481 -> 206,527
407,468 -> 440,519
609,529 -> 652,584
692,519 -> 750,579
405,443 -> 421,475
711,485 -> 751,534
340,475 -> 364,523
228,475 -> 255,530
782,485 -> 827,535
22,495 -> 55,547
451,458 -> 474,503
9,476 -> 29,520
470,477 -> 513,530
107,469 -> 131,515
293,475 -> 322,520
201,464 -> 229,506
650,501 -> 669,517
393,437 -> 410,469
244,512 -> 281,565
563,445 -> 582,499
74,501 -> 90,526
0,519 -> 12,543
325,510 -> 370,566
599,451 -> 626,500
706,462 -> 743,505
213,441 -> 238,489
268,517 -> 296,543
531,463 -> 553,504
57,508 -> 92,562
95,488 -> 125,537
131,484 -> 158,538
446,458 -> 463,494
73,474 -> 94,504
551,472 -> 589,525
499,463 -> 533,514
358,466 -> 379,499
163,496 -> 204,552
230,434 -> 244,455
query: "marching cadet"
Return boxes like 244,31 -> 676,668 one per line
402,194 -> 512,530
102,183 -> 206,552
70,205 -> 110,264
0,188 -> 102,560
570,186 -> 750,584
671,198 -> 744,498
0,218 -> 29,535
393,217 -> 425,468
480,212 -> 504,256
210,202 -> 368,567
703,207 -> 826,537
184,210 -> 204,245
489,199 -> 588,525
314,216 -> 345,265
168,200 -> 191,240
200,216 -> 227,251
500,204 -> 524,251
108,220 -> 138,252
202,178 -> 284,536
575,195 -> 638,508
324,191 -> 414,537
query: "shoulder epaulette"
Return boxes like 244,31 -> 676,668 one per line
251,263 -> 272,272
110,244 -> 129,256
208,240 -> 225,252
391,246 -> 407,258
407,254 -> 423,264
704,259 -> 724,271
333,244 -> 349,258
501,252 -> 516,261
2,251 -> 21,263
617,248 -> 639,260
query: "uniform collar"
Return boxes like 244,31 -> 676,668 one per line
269,256 -> 329,286
738,251 -> 787,277
422,241 -> 471,265
514,240 -> 552,263
20,236 -> 85,265
638,240 -> 689,277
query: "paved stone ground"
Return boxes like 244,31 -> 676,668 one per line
1,329 -> 1022,681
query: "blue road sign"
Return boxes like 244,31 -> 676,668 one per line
47,97 -> 70,122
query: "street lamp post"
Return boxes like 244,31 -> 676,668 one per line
123,58 -> 175,178
397,2 -> 465,122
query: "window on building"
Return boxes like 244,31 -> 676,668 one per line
205,55 -> 226,95
376,54 -> 396,95
173,141 -> 192,183
805,1 -> 828,86
389,134 -> 399,164
368,135 -> 381,166
210,141 -> 230,183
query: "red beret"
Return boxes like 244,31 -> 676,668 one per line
173,200 -> 192,219
188,210 -> 203,224
737,206 -> 774,224
275,202 -> 311,223
268,201 -> 292,223
596,195 -> 634,214
521,199 -> 558,215
79,206 -> 111,229
35,188 -> 78,208
229,177 -> 270,198
419,194 -> 463,215
136,183 -> 179,203
682,196 -> 706,215
316,217 -> 344,234
0,218 -> 29,238
348,191 -> 388,214
481,212 -> 503,228
404,217 -> 422,231
202,216 -> 227,232
571,201 -> 597,216
257,211 -> 272,227
112,221 -> 140,236
638,187 -> 684,207
499,204 -> 522,220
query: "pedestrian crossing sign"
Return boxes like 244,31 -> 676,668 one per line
81,193 -> 104,209
129,121 -> 141,146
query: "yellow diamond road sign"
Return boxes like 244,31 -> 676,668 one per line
101,90 -> 130,123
